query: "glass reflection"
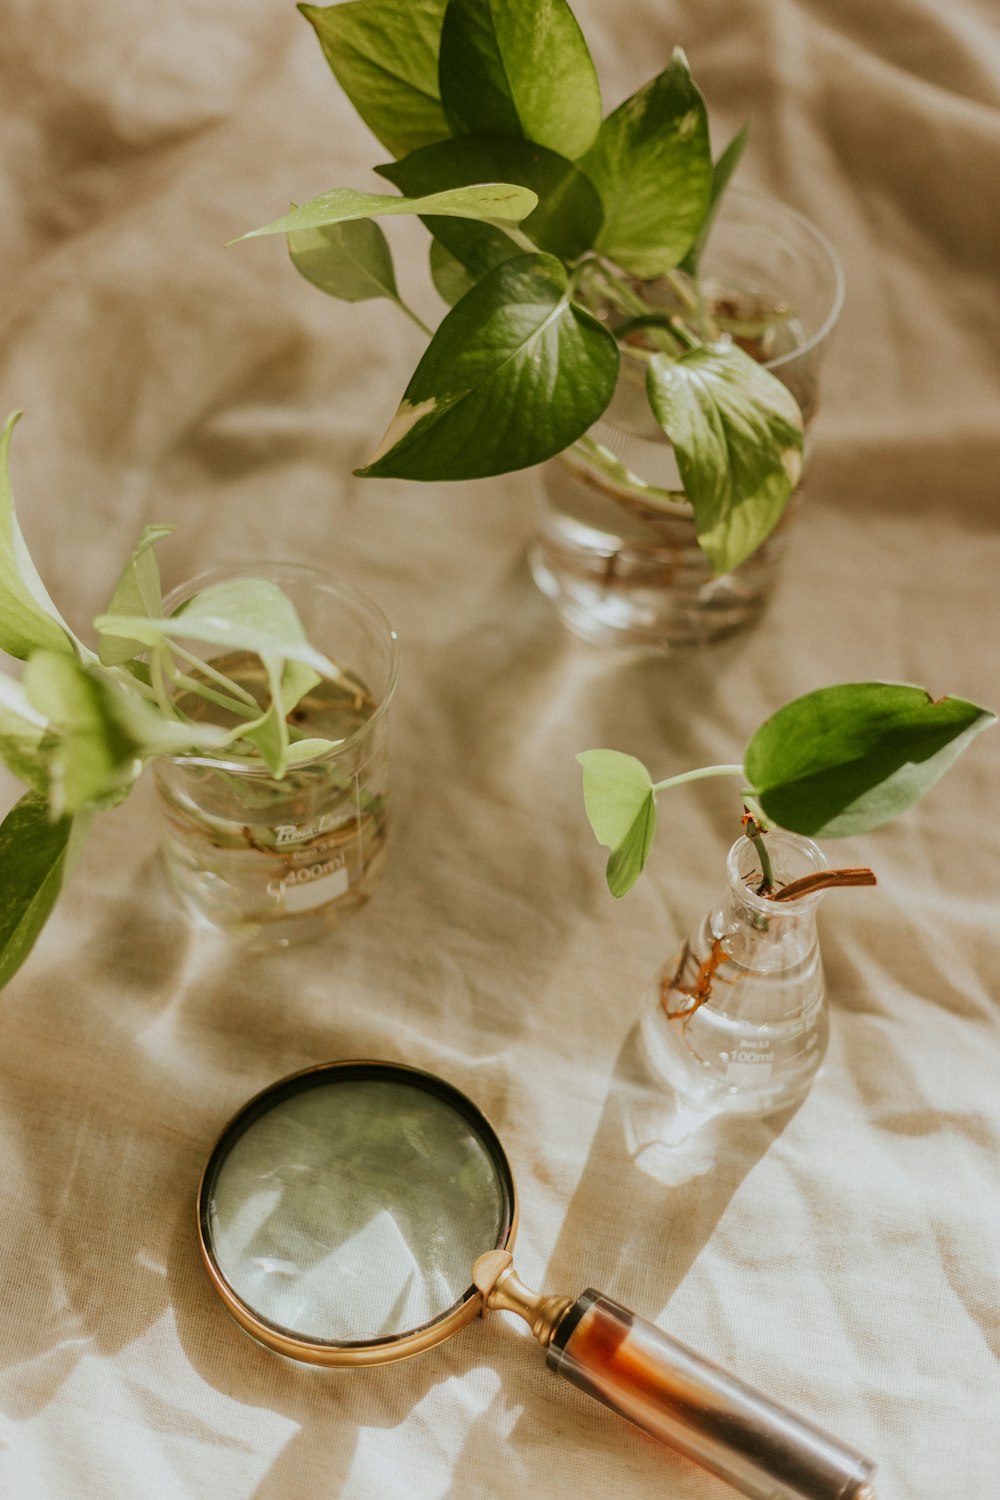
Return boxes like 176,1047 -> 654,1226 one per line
207,1078 -> 507,1341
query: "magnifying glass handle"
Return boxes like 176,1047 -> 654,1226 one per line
547,1288 -> 876,1500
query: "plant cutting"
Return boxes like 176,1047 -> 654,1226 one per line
578,683 -> 995,901
577,685 -> 995,1120
234,0 -> 816,597
0,412 -> 395,985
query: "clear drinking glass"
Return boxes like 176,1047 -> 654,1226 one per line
640,832 -> 830,1123
528,189 -> 845,649
153,563 -> 398,945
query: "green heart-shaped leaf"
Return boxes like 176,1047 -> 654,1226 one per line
0,792 -> 87,989
577,749 -> 656,898
95,578 -> 337,679
438,0 -> 602,160
581,49 -> 712,277
233,183 -> 538,245
288,215 -> 400,305
356,252 -> 619,480
0,412 -> 78,661
744,684 -> 997,836
97,524 -> 175,666
646,342 -> 803,574
240,660 -> 322,779
299,0 -> 450,159
378,135 -> 603,263
283,737 -> 345,768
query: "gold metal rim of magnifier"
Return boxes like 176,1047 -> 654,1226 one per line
196,1059 -> 520,1368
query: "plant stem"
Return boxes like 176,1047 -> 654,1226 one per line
393,296 -> 433,338
573,260 -> 682,357
571,435 -> 688,515
150,643 -> 176,721
744,817 -> 776,892
164,662 -> 262,723
104,664 -> 158,702
663,269 -> 718,341
667,318 -> 700,351
662,269 -> 702,319
492,223 -> 536,255
170,643 -> 259,708
613,313 -> 679,340
650,764 -> 745,795
741,793 -> 768,827
594,260 -> 654,318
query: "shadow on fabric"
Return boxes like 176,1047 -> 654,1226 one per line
437,1023 -> 803,1497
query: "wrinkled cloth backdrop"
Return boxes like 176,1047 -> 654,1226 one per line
1,2 -> 998,1498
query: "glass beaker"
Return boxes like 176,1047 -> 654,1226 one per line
640,831 -> 830,1121
528,188 -> 845,649
153,563 -> 398,944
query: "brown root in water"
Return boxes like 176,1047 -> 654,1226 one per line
770,867 -> 877,902
660,936 -> 736,1024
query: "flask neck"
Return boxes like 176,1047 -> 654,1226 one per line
713,832 -> 828,977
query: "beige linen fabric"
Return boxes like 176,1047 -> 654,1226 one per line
1,2 -> 998,1497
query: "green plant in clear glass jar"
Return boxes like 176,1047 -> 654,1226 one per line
578,685 -> 995,1121
0,413 -> 397,983
234,0 -> 841,643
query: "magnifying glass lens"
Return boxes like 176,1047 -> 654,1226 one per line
202,1068 -> 511,1346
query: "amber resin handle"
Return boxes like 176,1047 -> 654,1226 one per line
546,1290 -> 876,1500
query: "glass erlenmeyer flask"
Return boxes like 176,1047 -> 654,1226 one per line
640,832 -> 830,1121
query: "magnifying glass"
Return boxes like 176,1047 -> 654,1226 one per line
198,1060 -> 877,1500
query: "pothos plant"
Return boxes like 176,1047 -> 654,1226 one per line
233,0 -> 802,576
0,412 -> 352,988
578,684 -> 995,900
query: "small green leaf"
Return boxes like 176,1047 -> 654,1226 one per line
299,0 -> 450,159
646,341 -> 803,574
680,121 -> 750,276
0,412 -> 78,661
95,578 -> 338,679
356,252 -> 619,480
0,792 -> 87,989
240,660 -> 321,779
97,524 -> 175,666
288,215 -> 399,306
577,749 -> 657,898
284,736 -> 344,767
438,0 -> 602,160
581,49 -> 712,277
378,135 -> 603,262
233,183 -> 538,245
744,684 -> 997,837
279,660 -> 321,719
